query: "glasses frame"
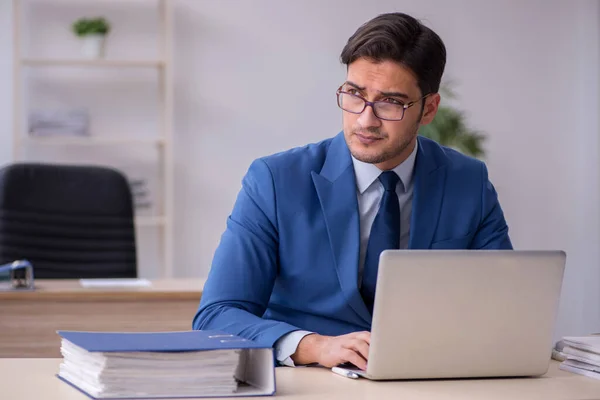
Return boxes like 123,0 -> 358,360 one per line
336,85 -> 430,121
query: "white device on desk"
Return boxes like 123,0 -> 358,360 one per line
352,250 -> 566,380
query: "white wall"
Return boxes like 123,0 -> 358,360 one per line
0,0 -> 12,163
0,0 -> 598,339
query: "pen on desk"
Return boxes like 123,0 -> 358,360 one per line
331,366 -> 360,379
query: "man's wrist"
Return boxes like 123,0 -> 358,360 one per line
291,333 -> 326,365
274,330 -> 313,367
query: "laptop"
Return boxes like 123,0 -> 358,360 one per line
351,250 -> 566,380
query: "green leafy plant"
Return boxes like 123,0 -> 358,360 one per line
419,82 -> 486,159
72,17 -> 111,37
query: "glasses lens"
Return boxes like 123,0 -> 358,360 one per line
338,91 -> 406,121
338,92 -> 365,114
373,102 -> 405,120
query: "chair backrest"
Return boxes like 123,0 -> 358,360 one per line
0,163 -> 137,279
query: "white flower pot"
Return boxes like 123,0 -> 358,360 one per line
80,34 -> 106,59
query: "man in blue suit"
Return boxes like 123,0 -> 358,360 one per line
193,12 -> 512,370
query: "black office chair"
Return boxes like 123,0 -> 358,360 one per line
0,163 -> 138,279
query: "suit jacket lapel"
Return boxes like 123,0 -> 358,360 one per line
409,136 -> 447,249
312,133 -> 371,325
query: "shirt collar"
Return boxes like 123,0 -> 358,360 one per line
351,139 -> 418,194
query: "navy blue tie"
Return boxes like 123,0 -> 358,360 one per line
361,171 -> 400,314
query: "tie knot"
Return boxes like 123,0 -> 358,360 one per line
378,171 -> 399,192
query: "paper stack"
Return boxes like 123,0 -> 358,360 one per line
28,108 -> 90,136
558,336 -> 600,380
57,330 -> 276,399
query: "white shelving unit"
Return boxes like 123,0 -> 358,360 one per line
20,58 -> 166,68
23,137 -> 166,146
11,0 -> 174,278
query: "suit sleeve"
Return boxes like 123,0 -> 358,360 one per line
192,159 -> 300,348
470,163 -> 513,250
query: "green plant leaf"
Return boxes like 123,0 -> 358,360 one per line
419,82 -> 486,159
72,17 -> 110,36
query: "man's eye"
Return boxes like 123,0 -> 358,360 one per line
347,88 -> 360,95
383,98 -> 403,106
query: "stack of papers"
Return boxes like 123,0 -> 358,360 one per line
79,279 -> 152,288
57,330 -> 276,399
28,108 -> 90,136
559,336 -> 600,380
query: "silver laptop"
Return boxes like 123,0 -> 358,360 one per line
355,250 -> 566,380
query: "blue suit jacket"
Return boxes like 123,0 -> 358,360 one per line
193,133 -> 512,348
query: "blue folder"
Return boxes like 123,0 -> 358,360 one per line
56,330 -> 276,399
57,330 -> 266,352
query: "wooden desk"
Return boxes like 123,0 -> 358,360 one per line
2,359 -> 599,399
0,279 -> 204,358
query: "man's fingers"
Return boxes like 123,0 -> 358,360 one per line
347,331 -> 371,344
341,349 -> 367,371
355,331 -> 371,344
346,338 -> 369,361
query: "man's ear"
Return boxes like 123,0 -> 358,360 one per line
419,93 -> 441,125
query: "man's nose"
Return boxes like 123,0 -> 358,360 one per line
356,103 -> 383,129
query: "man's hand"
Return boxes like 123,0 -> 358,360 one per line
291,331 -> 371,370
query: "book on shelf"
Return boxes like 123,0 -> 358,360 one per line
56,330 -> 275,399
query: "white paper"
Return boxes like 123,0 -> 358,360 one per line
57,339 -> 276,398
563,336 -> 600,355
79,279 -> 152,288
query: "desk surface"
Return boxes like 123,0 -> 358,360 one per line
3,359 -> 600,400
0,279 -> 205,357
0,278 -> 205,301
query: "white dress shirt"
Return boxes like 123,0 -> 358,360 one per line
274,141 -> 419,366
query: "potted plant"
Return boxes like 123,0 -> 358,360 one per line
419,82 -> 486,159
72,17 -> 111,59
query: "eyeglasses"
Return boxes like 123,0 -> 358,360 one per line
336,85 -> 430,121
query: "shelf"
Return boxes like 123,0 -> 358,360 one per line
21,58 -> 165,68
22,0 -> 152,4
13,0 -> 175,278
22,137 -> 166,146
135,216 -> 166,228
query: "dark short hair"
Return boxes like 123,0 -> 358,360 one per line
340,12 -> 446,96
